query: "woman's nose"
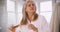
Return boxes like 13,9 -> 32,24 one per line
31,5 -> 34,8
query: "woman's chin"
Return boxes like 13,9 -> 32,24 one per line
29,10 -> 35,13
28,11 -> 34,13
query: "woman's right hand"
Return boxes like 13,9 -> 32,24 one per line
9,25 -> 16,32
28,24 -> 38,32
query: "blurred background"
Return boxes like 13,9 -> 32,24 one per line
0,0 -> 60,32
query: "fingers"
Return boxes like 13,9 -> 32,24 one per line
28,24 -> 33,29
28,24 -> 38,32
9,25 -> 15,31
28,24 -> 36,29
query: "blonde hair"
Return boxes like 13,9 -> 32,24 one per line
20,0 -> 38,25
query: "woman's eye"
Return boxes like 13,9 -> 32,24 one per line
32,4 -> 34,6
28,4 -> 34,7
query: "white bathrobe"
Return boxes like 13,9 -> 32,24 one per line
16,15 -> 50,32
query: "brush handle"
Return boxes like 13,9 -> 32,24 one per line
13,25 -> 19,28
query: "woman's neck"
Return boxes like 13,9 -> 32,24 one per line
28,12 -> 34,22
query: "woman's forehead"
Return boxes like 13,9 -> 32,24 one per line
27,1 -> 34,4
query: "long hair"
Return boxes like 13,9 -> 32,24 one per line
20,0 -> 38,25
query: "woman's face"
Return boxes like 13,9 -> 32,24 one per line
26,1 -> 36,13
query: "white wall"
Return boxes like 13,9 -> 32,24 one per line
0,0 -> 8,32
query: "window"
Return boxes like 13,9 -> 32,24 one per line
7,0 -> 15,12
17,3 -> 22,22
7,0 -> 22,26
40,1 -> 52,24
7,0 -> 16,26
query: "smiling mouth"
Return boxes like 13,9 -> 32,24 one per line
31,8 -> 34,10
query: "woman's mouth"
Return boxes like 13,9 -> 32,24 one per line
31,8 -> 34,10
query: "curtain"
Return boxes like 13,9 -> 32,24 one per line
50,2 -> 60,32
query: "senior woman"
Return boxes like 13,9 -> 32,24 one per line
9,0 -> 50,32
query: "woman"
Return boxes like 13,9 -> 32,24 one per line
9,0 -> 50,32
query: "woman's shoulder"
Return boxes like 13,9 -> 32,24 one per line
37,14 -> 47,22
